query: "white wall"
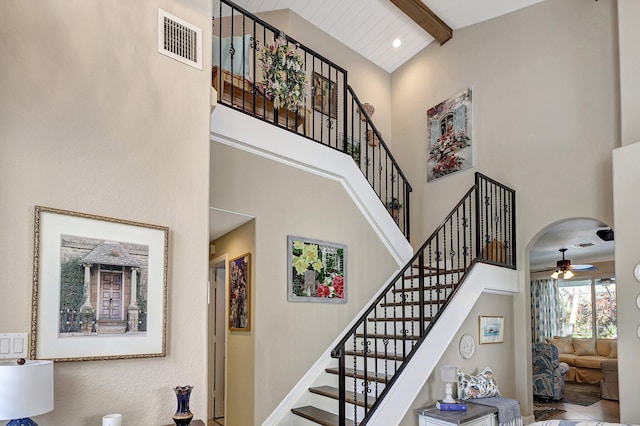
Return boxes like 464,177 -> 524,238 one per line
613,142 -> 640,423
390,0 -> 618,417
0,1 -> 211,423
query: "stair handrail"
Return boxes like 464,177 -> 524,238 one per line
330,172 -> 515,425
346,86 -> 413,239
213,0 -> 412,238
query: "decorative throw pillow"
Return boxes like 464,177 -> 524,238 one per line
608,341 -> 618,359
546,335 -> 573,354
572,337 -> 598,356
457,367 -> 501,400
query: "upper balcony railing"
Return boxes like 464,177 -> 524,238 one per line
212,0 -> 412,239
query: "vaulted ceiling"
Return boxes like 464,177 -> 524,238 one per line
228,0 -> 545,72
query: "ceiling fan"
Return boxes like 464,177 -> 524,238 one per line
549,248 -> 594,279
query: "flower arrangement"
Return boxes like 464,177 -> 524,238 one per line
428,128 -> 470,178
259,38 -> 307,111
291,239 -> 345,299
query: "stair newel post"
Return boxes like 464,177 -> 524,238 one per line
404,185 -> 411,240
418,251 -> 425,338
337,344 -> 346,426
474,172 -> 481,260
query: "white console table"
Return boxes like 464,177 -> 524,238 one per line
417,403 -> 497,426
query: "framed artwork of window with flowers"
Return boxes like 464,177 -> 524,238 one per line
287,236 -> 346,303
427,87 -> 474,182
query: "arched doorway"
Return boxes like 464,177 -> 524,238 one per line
528,218 -> 618,421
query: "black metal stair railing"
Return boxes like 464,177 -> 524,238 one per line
329,172 -> 515,426
212,0 -> 412,239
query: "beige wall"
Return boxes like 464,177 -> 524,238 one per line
210,141 -> 400,424
211,220 -> 256,426
619,0 -> 640,146
0,1 -> 210,424
398,294 -> 515,426
390,0 -> 618,416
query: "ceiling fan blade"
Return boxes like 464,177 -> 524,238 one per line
570,264 -> 597,271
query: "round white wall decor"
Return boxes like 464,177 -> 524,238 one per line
634,263 -> 640,282
459,334 -> 475,359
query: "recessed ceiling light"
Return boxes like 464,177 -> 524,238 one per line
392,38 -> 402,48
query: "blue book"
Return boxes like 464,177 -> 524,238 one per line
436,400 -> 467,411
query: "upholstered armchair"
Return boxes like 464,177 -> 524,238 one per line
532,342 -> 570,401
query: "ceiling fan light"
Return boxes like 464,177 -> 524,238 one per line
550,271 -> 559,279
563,270 -> 575,279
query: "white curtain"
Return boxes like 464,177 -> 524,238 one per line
530,279 -> 561,343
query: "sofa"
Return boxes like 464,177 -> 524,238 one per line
546,336 -> 617,384
533,342 -> 570,400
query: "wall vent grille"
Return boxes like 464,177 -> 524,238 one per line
158,9 -> 202,70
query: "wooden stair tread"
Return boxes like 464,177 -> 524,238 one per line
367,316 -> 431,322
379,299 -> 445,307
310,385 -> 376,408
345,349 -> 404,361
291,405 -> 355,426
325,367 -> 392,383
412,265 -> 466,273
355,332 -> 420,341
394,283 -> 456,292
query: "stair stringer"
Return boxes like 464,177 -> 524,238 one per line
366,262 -> 519,425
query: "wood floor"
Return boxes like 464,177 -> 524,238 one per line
207,399 -> 620,425
541,398 -> 620,423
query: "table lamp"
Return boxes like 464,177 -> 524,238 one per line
0,359 -> 54,426
440,365 -> 458,403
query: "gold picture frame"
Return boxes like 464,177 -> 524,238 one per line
478,315 -> 504,344
229,253 -> 251,331
31,206 -> 168,361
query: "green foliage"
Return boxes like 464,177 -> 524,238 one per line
60,257 -> 84,310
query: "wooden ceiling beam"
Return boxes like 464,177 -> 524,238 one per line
390,0 -> 452,45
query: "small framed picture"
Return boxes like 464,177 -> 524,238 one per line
229,253 -> 251,331
312,72 -> 337,119
478,315 -> 504,344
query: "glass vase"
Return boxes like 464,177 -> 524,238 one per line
172,385 -> 194,426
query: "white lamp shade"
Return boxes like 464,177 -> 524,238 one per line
0,360 -> 54,420
440,365 -> 457,383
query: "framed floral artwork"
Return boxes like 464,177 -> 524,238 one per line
287,236 -> 346,303
229,253 -> 250,331
31,206 -> 168,361
427,87 -> 474,182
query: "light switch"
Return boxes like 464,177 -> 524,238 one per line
0,333 -> 28,359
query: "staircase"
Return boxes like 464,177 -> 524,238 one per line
290,173 -> 516,425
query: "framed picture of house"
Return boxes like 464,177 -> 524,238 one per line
312,72 -> 337,119
287,235 -> 346,303
229,253 -> 251,331
478,315 -> 504,344
30,206 -> 168,361
427,87 -> 474,182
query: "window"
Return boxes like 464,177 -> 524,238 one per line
558,277 -> 616,338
